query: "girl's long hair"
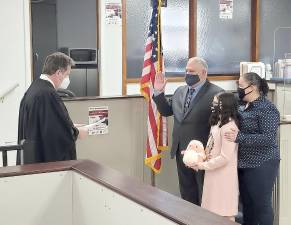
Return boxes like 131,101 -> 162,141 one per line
209,92 -> 239,128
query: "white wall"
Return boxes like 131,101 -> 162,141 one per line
0,0 -> 32,147
0,171 -> 72,225
99,0 -> 123,96
73,172 -> 177,225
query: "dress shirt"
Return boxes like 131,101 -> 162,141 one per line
187,80 -> 206,101
153,80 -> 206,97
236,96 -> 280,168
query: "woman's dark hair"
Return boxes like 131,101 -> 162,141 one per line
209,92 -> 239,128
243,72 -> 269,96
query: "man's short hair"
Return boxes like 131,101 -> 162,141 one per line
190,57 -> 208,72
42,52 -> 75,75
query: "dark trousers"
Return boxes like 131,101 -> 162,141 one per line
238,159 -> 279,225
176,149 -> 204,205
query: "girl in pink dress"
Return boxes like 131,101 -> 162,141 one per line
192,92 -> 239,221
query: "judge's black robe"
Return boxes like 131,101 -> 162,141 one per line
18,79 -> 79,164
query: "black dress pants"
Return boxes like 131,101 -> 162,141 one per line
238,159 -> 279,225
176,149 -> 204,205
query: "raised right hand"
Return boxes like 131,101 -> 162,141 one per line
154,72 -> 167,92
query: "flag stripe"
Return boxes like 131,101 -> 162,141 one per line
140,0 -> 168,173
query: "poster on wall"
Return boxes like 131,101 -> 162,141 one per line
88,106 -> 109,135
105,2 -> 122,25
219,0 -> 233,19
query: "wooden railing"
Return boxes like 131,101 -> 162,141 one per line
0,160 -> 238,225
0,83 -> 19,102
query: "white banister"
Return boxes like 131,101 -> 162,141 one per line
0,83 -> 19,102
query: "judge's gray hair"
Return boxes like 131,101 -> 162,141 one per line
189,57 -> 208,72
42,52 -> 75,75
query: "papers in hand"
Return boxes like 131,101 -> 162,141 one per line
84,117 -> 106,130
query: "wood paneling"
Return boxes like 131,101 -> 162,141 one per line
122,0 -> 127,95
189,0 -> 197,57
251,0 -> 260,61
126,74 -> 239,84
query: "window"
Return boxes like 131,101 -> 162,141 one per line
123,0 -> 259,91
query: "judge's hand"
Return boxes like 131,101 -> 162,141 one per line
77,126 -> 88,139
74,123 -> 86,128
224,128 -> 238,142
154,72 -> 167,92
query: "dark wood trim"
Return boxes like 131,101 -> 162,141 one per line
251,0 -> 260,61
122,0 -> 127,95
280,121 -> 291,125
0,160 -> 238,225
73,160 -> 228,225
0,160 -> 81,178
208,75 -> 239,81
127,78 -> 141,83
63,94 -> 143,102
127,74 -> 238,84
189,0 -> 197,57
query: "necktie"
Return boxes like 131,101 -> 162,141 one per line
184,88 -> 195,113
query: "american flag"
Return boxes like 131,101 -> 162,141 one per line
140,0 -> 168,173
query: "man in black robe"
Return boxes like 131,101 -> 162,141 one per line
18,52 -> 80,164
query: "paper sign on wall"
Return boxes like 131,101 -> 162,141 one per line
105,2 -> 122,25
88,106 -> 109,135
219,0 -> 233,19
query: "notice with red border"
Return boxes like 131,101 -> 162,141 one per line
88,106 -> 109,135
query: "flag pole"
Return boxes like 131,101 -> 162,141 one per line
142,0 -> 167,186
150,0 -> 162,187
151,170 -> 156,186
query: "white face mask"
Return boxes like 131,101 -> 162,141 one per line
59,76 -> 70,89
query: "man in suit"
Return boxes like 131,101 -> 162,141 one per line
153,57 -> 223,205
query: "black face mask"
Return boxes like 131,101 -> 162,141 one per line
185,73 -> 200,87
237,85 -> 252,100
